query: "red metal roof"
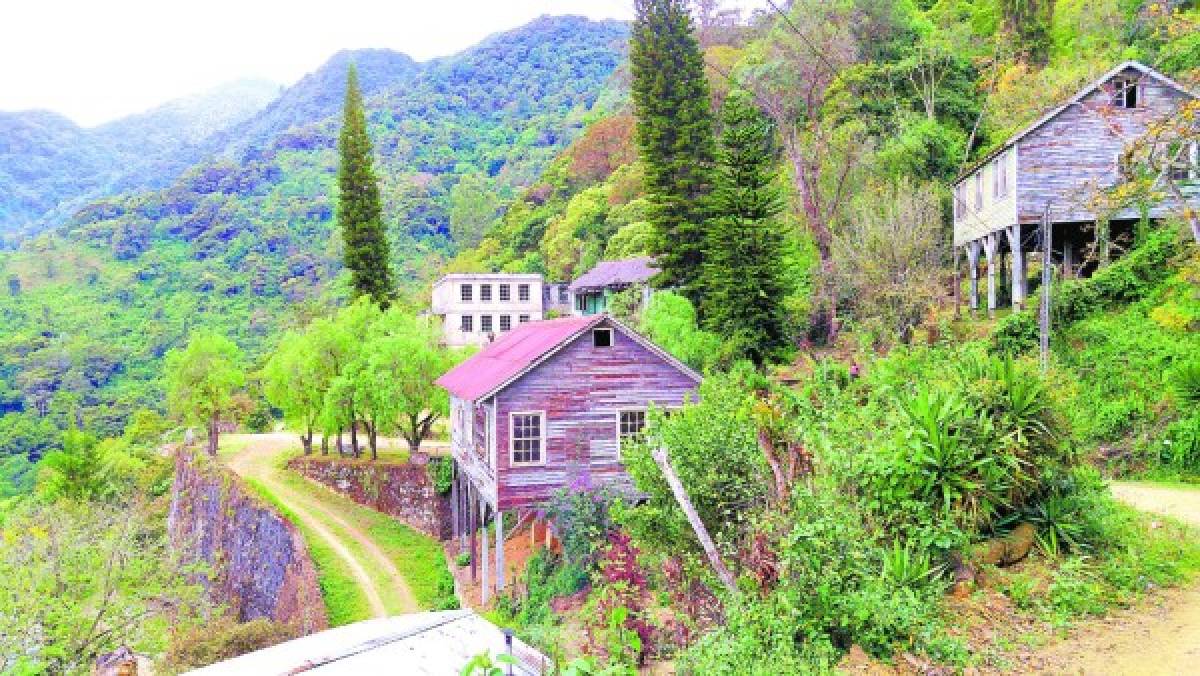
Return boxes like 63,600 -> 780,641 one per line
436,315 -> 605,401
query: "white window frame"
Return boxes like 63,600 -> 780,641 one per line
593,327 -> 614,348
499,314 -> 512,332
480,284 -> 492,302
460,284 -> 473,303
509,410 -> 547,467
518,314 -> 530,323
499,284 -> 511,302
480,314 -> 493,333
616,409 -> 647,458
518,284 -> 531,302
460,315 -> 473,333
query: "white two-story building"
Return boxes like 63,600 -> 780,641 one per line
431,273 -> 547,347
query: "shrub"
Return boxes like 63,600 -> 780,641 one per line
163,617 -> 297,671
426,456 -> 453,495
1170,359 -> 1200,408
544,483 -> 618,565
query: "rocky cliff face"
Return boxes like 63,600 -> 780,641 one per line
168,449 -> 327,634
289,456 -> 452,539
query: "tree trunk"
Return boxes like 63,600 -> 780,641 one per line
321,433 -> 329,456
350,420 -> 360,458
650,446 -> 737,594
302,426 -> 313,455
207,416 -> 219,457
368,423 -> 378,461
336,429 -> 344,456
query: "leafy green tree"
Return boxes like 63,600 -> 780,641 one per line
263,332 -> 327,454
35,431 -> 144,503
702,91 -> 791,366
630,0 -> 716,300
0,500 -> 209,673
449,173 -> 500,250
320,299 -> 380,457
640,292 -> 724,372
164,332 -> 246,457
337,64 -> 394,308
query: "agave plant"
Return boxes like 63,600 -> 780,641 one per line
1170,359 -> 1200,407
880,539 -> 945,589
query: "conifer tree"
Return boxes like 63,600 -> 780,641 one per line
702,91 -> 789,366
337,64 -> 394,307
630,0 -> 716,301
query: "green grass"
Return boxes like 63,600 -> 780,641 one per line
244,477 -> 372,626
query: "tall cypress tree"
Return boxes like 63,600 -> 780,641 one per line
337,64 -> 394,308
702,90 -> 789,366
630,0 -> 716,301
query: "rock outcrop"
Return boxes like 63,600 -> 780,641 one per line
168,449 -> 327,634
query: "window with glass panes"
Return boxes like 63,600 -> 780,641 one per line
499,315 -> 511,332
480,284 -> 492,302
519,314 -> 530,323
480,315 -> 493,333
460,284 -> 473,302
511,413 -> 544,464
460,315 -> 473,332
518,284 -> 530,302
499,284 -> 511,301
618,410 -> 646,452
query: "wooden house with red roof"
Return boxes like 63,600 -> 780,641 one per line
435,313 -> 701,601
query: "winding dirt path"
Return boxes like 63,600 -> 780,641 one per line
224,433 -> 417,617
1029,482 -> 1200,675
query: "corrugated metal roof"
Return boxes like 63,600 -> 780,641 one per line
185,610 -> 547,675
436,315 -> 605,401
568,257 -> 658,291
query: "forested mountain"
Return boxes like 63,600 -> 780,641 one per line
0,79 -> 280,239
0,16 -> 628,475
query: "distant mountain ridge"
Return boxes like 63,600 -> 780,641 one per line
0,79 -> 281,239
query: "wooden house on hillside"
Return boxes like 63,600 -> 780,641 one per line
953,61 -> 1198,314
435,314 -> 701,602
569,257 -> 658,316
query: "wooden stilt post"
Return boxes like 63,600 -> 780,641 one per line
450,464 -> 460,548
953,246 -> 961,317
966,241 -> 981,312
468,483 -> 477,582
495,510 -> 505,592
983,233 -> 998,317
480,502 -> 490,605
1005,224 -> 1027,310
1039,208 -> 1053,373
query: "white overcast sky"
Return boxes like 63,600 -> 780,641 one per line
1,0 -> 765,127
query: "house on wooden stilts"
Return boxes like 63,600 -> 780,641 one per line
435,314 -> 701,604
953,60 -> 1199,315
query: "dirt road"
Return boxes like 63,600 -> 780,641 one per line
223,433 -> 418,618
1030,482 -> 1200,675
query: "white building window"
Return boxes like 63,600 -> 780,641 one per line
518,284 -> 531,302
499,315 -> 512,332
593,328 -> 613,348
499,284 -> 511,302
460,284 -> 473,303
480,284 -> 492,302
618,410 -> 646,455
519,314 -> 531,323
510,412 -> 545,465
461,315 -> 473,332
480,315 -> 493,333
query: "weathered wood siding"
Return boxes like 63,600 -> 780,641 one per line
490,319 -> 699,511
1015,67 -> 1193,224
954,149 -> 1017,245
450,395 -> 497,507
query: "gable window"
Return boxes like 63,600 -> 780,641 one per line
498,284 -> 511,302
510,412 -> 545,465
499,314 -> 512,332
480,284 -> 492,302
518,284 -> 531,302
460,315 -> 473,332
518,314 -> 531,323
460,284 -> 473,303
618,410 -> 647,454
480,315 -> 493,333
593,327 -> 613,348
1111,77 -> 1139,109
